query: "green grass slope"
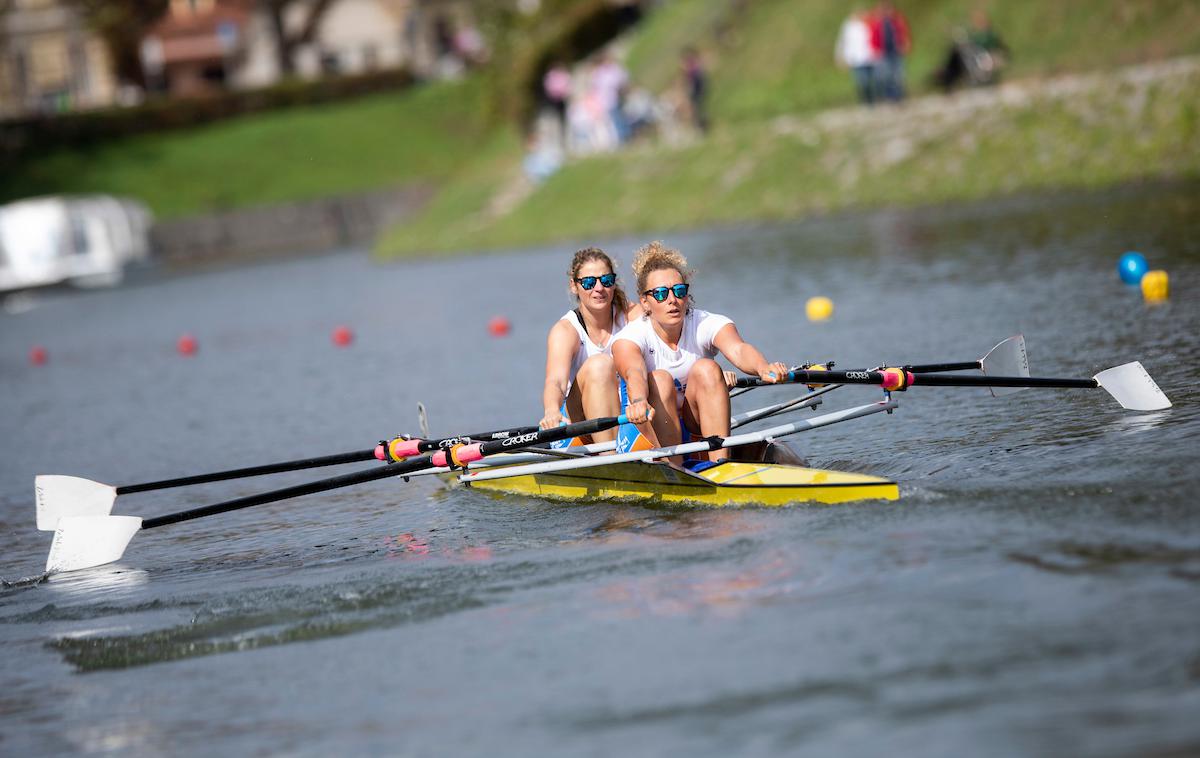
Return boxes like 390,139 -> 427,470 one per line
0,77 -> 492,218
379,0 -> 1200,256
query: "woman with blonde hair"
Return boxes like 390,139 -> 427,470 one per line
540,247 -> 641,444
612,241 -> 788,465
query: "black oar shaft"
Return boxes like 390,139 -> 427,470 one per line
115,425 -> 542,496
140,456 -> 432,529
903,361 -> 979,373
909,373 -> 1097,389
117,451 -> 377,494
737,370 -> 1097,390
138,416 -> 624,531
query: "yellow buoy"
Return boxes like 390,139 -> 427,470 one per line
1141,270 -> 1169,302
805,296 -> 834,322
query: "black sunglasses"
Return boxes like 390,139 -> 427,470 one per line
575,273 -> 617,290
643,283 -> 690,302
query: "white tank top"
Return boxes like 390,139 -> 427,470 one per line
562,308 -> 627,390
611,308 -> 733,390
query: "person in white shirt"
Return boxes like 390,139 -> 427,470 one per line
835,8 -> 879,105
612,241 -> 788,464
541,247 -> 641,445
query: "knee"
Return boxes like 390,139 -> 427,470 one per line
578,354 -> 616,385
648,370 -> 677,405
689,359 -> 725,391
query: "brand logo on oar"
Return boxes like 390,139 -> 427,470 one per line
846,371 -> 871,380
439,437 -> 468,448
502,432 -> 540,447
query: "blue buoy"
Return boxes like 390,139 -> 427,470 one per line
1118,251 -> 1148,284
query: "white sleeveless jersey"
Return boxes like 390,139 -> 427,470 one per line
562,308 -> 627,390
612,308 -> 733,391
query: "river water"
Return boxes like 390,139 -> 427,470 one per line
2,182 -> 1198,756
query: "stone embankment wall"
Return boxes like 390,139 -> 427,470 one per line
150,185 -> 431,265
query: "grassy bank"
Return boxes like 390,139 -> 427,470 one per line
378,57 -> 1200,257
0,77 -> 493,219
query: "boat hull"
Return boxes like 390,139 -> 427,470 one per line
442,459 -> 899,507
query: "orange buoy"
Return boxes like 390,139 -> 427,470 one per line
488,316 -> 511,337
332,325 -> 354,347
177,334 -> 198,356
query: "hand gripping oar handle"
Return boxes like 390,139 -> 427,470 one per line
138,415 -> 626,530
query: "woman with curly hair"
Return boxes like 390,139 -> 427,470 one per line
540,247 -> 641,445
612,241 -> 788,465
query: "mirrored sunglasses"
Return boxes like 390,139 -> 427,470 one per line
575,273 -> 617,290
643,283 -> 690,302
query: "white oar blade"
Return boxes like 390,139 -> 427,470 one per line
35,475 -> 117,531
45,515 -> 142,574
981,335 -> 1029,397
1093,362 -> 1172,411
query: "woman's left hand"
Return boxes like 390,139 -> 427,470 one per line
723,370 -> 738,389
759,362 -> 790,384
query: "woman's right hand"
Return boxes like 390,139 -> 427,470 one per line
624,398 -> 655,425
539,409 -> 564,430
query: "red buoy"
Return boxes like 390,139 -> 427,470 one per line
487,316 -> 511,337
29,345 -> 48,366
332,325 -> 354,347
177,334 -> 198,356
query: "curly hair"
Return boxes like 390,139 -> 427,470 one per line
569,246 -> 630,315
631,240 -> 692,293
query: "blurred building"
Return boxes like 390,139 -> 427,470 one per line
140,0 -> 253,96
141,0 -> 482,97
0,0 -> 119,118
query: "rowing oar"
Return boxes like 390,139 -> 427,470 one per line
42,415 -> 626,575
728,334 -> 1027,400
34,424 -> 540,531
735,361 -> 1171,411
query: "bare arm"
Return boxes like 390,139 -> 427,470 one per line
541,321 -> 579,428
712,323 -> 788,383
613,337 -> 653,424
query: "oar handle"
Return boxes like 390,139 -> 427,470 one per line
379,425 -> 541,461
117,450 -> 378,494
428,416 -> 627,467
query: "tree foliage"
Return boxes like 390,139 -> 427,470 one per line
69,0 -> 169,86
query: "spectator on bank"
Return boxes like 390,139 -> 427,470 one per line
454,24 -> 488,66
567,64 -> 619,155
622,86 -> 660,140
835,8 -> 879,105
870,0 -> 911,102
931,9 -> 1010,92
523,131 -> 563,183
680,47 -> 709,132
543,62 -> 572,143
591,53 -> 630,143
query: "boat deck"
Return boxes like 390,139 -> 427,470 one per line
443,459 -> 899,507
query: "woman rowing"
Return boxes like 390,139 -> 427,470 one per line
613,241 -> 788,465
540,247 -> 641,444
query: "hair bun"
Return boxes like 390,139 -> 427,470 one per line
631,241 -> 690,291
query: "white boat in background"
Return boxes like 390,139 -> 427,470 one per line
0,195 -> 152,293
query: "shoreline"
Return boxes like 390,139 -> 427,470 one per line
376,56 -> 1200,258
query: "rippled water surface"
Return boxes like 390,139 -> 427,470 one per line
2,183 -> 1198,756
